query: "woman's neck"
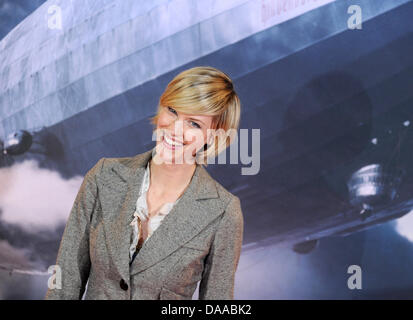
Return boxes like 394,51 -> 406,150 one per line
149,154 -> 197,197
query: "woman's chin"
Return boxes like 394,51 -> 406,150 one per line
155,143 -> 191,164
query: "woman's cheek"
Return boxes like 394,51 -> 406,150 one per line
157,116 -> 172,127
184,129 -> 204,148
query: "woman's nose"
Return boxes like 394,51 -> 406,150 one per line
168,118 -> 184,136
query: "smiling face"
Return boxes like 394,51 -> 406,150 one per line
149,66 -> 241,166
154,106 -> 215,165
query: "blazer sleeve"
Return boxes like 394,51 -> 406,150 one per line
45,158 -> 105,300
198,195 -> 244,300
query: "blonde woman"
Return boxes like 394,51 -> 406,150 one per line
45,66 -> 244,300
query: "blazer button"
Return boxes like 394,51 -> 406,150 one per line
119,279 -> 128,291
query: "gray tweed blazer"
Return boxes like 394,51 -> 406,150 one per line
45,148 -> 244,300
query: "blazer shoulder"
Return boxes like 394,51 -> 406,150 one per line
209,175 -> 240,208
98,155 -> 136,170
91,155 -> 138,178
85,157 -> 106,178
211,179 -> 243,239
100,148 -> 153,173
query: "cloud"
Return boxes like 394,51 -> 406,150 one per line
0,240 -> 33,271
0,159 -> 84,232
0,239 -> 49,299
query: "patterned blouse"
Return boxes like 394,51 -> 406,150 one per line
129,160 -> 181,263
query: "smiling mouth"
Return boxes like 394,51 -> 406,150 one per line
162,133 -> 184,150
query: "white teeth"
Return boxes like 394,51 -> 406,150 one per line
164,134 -> 183,147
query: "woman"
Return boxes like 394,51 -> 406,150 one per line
45,66 -> 244,300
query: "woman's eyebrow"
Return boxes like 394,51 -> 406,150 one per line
187,117 -> 205,126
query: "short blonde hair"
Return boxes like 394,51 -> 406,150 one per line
149,66 -> 241,165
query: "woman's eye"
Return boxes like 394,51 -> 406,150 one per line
167,106 -> 177,114
190,121 -> 201,129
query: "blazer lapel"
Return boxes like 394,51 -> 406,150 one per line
99,150 -> 149,281
100,148 -> 226,280
130,158 -> 227,276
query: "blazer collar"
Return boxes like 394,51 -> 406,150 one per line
100,147 -> 225,279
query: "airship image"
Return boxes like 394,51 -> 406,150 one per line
0,0 -> 412,298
